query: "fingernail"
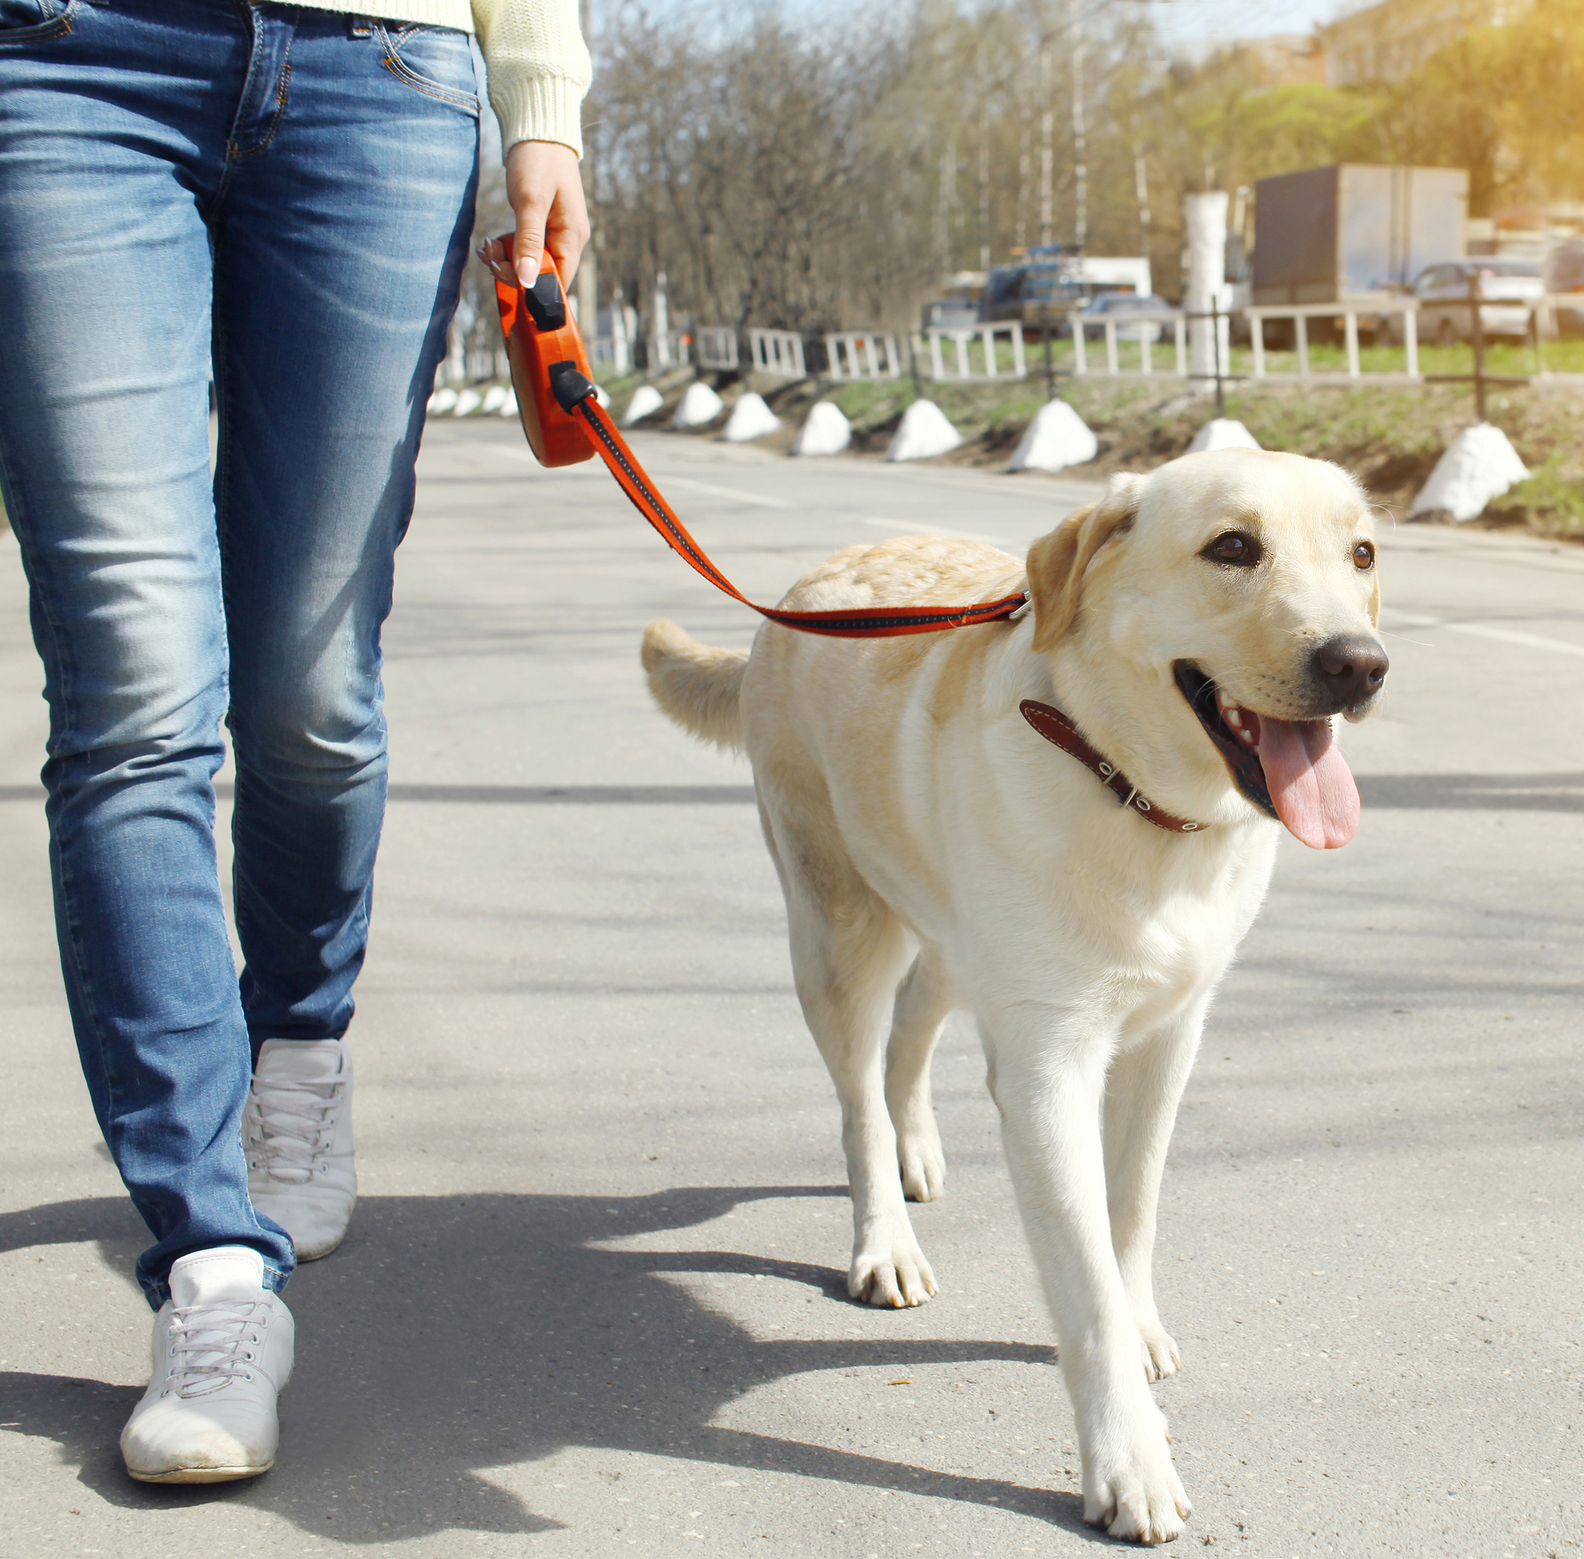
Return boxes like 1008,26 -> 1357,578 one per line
516,259 -> 536,288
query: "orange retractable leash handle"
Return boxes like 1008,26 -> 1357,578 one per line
496,249 -> 599,468
494,249 -> 1028,638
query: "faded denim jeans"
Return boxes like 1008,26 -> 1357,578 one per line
0,0 -> 478,1303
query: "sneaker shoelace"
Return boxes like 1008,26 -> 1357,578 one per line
245,1071 -> 344,1184
164,1300 -> 270,1399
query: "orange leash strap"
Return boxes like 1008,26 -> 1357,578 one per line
547,363 -> 1028,639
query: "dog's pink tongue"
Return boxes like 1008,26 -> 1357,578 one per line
1255,717 -> 1360,849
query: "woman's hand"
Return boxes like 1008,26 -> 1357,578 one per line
478,140 -> 590,290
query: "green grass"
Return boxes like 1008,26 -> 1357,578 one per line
1490,457 -> 1584,536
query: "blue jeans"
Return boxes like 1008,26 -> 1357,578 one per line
0,0 -> 479,1304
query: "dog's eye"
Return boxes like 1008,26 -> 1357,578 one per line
1202,531 -> 1262,567
1352,541 -> 1376,570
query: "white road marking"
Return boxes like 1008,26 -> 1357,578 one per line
480,442 -> 537,463
659,476 -> 798,510
852,515 -> 1012,547
469,442 -> 603,474
1387,612 -> 1584,658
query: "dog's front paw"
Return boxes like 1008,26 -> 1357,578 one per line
849,1232 -> 937,1308
1137,1319 -> 1180,1382
1082,1402 -> 1191,1544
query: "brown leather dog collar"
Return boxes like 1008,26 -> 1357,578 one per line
1019,699 -> 1208,834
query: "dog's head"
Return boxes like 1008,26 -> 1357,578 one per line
1024,448 -> 1385,849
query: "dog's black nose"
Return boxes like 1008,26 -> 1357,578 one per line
1312,634 -> 1389,706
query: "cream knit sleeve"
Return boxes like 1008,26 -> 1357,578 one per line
471,0 -> 592,159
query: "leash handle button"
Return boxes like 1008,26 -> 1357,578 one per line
549,361 -> 597,413
522,269 -> 567,332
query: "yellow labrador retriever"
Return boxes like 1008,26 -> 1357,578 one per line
640,448 -> 1386,1544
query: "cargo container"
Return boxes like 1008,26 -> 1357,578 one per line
1252,163 -> 1468,306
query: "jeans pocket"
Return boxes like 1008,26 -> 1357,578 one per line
375,22 -> 479,116
0,0 -> 74,43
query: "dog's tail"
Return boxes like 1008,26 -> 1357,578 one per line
641,619 -> 748,753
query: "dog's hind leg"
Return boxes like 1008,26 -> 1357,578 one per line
1103,1002 -> 1209,1383
767,818 -> 936,1308
885,946 -> 955,1203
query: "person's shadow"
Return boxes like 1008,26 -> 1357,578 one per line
0,1187 -> 1092,1543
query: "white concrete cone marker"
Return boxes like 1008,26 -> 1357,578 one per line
594,385 -> 611,410
481,385 -> 509,414
1187,418 -> 1262,454
672,382 -> 724,429
622,384 -> 663,427
722,392 -> 780,442
887,399 -> 961,462
793,401 -> 851,456
1410,423 -> 1529,523
427,387 -> 458,415
452,387 -> 483,417
497,386 -> 518,416
1008,399 -> 1098,473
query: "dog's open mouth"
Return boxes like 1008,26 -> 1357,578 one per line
1173,663 -> 1360,850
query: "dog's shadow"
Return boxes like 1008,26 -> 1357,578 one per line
0,1188 -> 1094,1543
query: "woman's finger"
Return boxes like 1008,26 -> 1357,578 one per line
504,141 -> 589,288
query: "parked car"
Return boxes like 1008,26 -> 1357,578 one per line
922,296 -> 982,329
920,271 -> 987,331
1396,259 -> 1544,346
1543,239 -> 1584,337
1357,277 -> 1414,345
981,251 -> 1155,333
980,260 -> 1087,329
1077,291 -> 1175,343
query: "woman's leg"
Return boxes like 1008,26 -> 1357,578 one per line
212,9 -> 479,1048
211,6 -> 478,1262
0,0 -> 293,1307
1,0 -> 477,1482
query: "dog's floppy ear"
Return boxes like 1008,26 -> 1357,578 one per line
1026,472 -> 1144,652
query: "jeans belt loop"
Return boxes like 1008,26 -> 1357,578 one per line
349,15 -> 373,37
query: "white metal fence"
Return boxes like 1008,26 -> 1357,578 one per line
694,327 -> 739,372
1242,302 -> 1418,382
824,331 -> 902,380
922,322 -> 1027,380
749,328 -> 806,378
1067,310 -> 1188,378
448,294 -> 1583,394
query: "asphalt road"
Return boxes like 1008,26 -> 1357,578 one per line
1,418 -> 1581,1559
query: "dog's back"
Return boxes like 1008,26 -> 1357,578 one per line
642,535 -> 1025,758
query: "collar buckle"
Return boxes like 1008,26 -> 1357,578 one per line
1019,698 -> 1211,836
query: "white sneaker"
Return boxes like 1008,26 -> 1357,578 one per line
244,1037 -> 357,1261
121,1246 -> 294,1483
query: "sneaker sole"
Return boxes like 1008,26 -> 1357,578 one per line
128,1461 -> 274,1483
292,1226 -> 348,1262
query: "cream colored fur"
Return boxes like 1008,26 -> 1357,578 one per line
640,617 -> 748,750
640,449 -> 1383,1544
